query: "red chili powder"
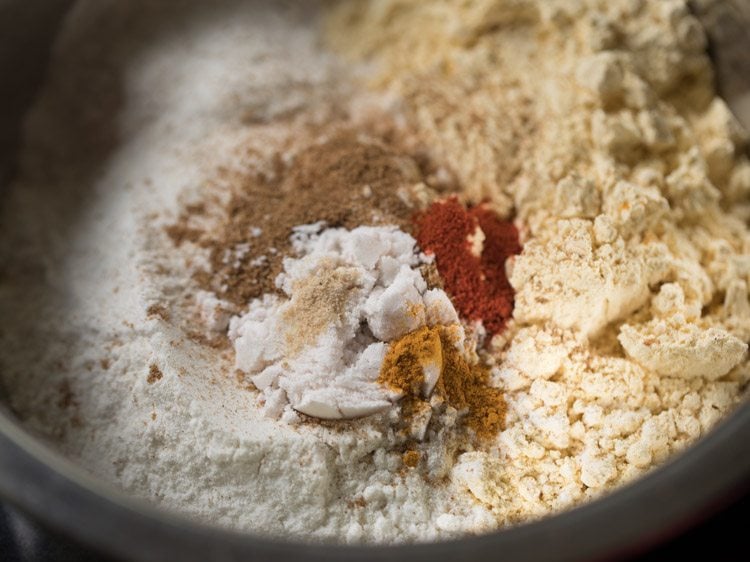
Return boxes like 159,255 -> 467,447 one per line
415,197 -> 521,337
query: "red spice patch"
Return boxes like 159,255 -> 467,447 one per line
415,197 -> 520,337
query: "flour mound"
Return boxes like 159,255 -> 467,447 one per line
230,225 -> 460,420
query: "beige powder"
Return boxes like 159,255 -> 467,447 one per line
326,0 -> 750,526
283,259 -> 362,356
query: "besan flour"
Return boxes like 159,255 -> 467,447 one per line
0,0 -> 748,543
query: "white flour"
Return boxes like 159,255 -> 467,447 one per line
1,0 -> 493,543
0,0 -> 749,545
230,225 -> 460,421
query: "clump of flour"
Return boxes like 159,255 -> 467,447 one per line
229,225 -> 460,420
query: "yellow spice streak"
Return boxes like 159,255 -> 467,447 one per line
378,325 -> 506,440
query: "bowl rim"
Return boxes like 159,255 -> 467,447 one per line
0,400 -> 748,561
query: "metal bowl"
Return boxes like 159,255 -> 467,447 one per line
1,1 -> 749,560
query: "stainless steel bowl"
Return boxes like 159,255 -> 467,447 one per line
1,2 -> 749,560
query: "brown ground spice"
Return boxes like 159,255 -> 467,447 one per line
436,329 -> 505,440
402,450 -> 421,468
57,379 -> 77,410
379,325 -> 505,441
168,129 -> 429,307
146,303 -> 170,321
147,363 -> 163,384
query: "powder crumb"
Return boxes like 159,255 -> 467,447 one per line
619,319 -> 747,379
402,450 -> 421,468
146,304 -> 171,321
147,364 -> 163,385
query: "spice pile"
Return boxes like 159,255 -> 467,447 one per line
169,118 -> 518,446
380,325 -> 505,441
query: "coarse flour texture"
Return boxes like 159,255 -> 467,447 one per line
328,0 -> 750,522
0,0 -> 748,544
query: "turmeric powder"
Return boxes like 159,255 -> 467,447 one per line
378,325 -> 505,441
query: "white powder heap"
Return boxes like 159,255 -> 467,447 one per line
229,225 -> 459,420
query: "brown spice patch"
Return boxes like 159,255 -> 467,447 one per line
57,380 -> 83,428
146,304 -> 171,321
379,326 -> 442,396
167,128 -> 429,307
436,329 -> 505,440
402,449 -> 421,468
231,362 -> 259,390
185,329 -> 231,351
57,380 -> 77,410
379,325 -> 505,441
348,496 -> 367,509
185,202 -> 206,215
419,262 -> 444,291
164,223 -> 204,247
147,364 -> 163,384
235,370 -> 247,385
100,358 -> 110,370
